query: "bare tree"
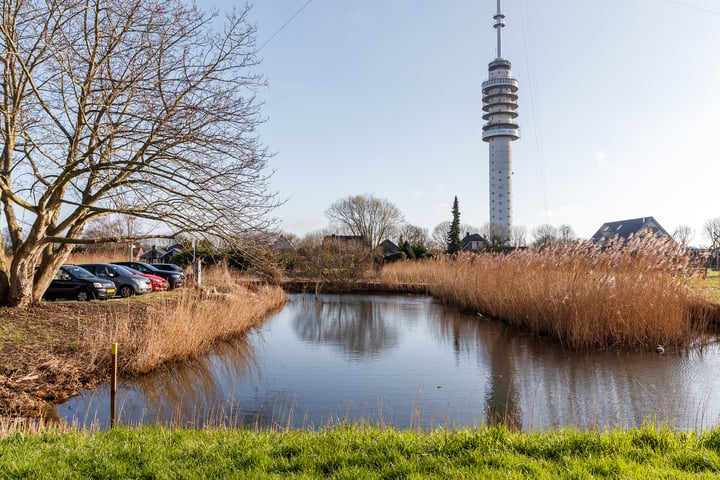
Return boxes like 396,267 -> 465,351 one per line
325,195 -> 404,249
0,1 -> 277,306
558,224 -> 577,244
83,214 -> 142,254
293,229 -> 373,291
398,223 -> 428,247
479,223 -> 511,250
531,224 -> 559,249
511,225 -> 527,248
704,218 -> 720,268
673,225 -> 694,249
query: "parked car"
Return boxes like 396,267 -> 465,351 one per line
123,266 -> 168,292
78,263 -> 152,298
152,263 -> 184,274
43,265 -> 116,301
113,261 -> 184,289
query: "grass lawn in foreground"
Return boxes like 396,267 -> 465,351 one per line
1,424 -> 720,479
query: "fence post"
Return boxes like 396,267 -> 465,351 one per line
195,258 -> 202,286
110,343 -> 118,427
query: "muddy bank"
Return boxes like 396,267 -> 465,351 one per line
0,302 -> 147,418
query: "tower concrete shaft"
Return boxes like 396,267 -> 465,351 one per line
482,0 -> 519,241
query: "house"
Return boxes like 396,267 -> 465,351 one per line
162,242 -> 183,260
590,216 -> 673,245
461,233 -> 487,252
378,239 -> 400,256
139,245 -> 165,263
139,242 -> 184,264
322,235 -> 365,248
274,234 -> 294,252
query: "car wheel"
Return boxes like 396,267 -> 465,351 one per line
76,289 -> 91,302
119,285 -> 134,298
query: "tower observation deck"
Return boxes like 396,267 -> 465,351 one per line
482,0 -> 519,240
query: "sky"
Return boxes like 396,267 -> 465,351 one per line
213,0 -> 720,245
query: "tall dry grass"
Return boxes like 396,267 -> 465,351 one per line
66,251 -> 133,265
78,264 -> 286,375
381,236 -> 714,350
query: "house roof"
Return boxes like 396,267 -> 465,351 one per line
274,235 -> 294,251
139,247 -> 165,260
379,239 -> 400,255
591,216 -> 672,243
461,233 -> 486,251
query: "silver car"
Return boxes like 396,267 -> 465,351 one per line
78,263 -> 153,298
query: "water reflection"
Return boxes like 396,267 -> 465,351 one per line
56,294 -> 720,431
292,295 -> 399,358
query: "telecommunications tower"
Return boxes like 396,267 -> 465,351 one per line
482,0 -> 519,240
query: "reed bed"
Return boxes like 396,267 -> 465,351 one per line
381,236 -> 715,350
78,265 -> 286,375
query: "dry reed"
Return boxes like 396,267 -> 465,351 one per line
77,265 -> 286,375
381,236 -> 714,350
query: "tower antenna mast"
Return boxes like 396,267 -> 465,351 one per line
494,0 -> 505,59
482,0 -> 519,245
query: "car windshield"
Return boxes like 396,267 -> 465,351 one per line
112,265 -> 133,276
64,265 -> 94,278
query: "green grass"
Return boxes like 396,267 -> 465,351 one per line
698,269 -> 720,302
2,424 -> 720,478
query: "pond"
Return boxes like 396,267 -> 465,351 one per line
55,294 -> 720,430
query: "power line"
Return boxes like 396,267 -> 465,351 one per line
268,0 -> 430,107
257,0 -> 313,53
518,0 -> 549,224
660,0 -> 720,16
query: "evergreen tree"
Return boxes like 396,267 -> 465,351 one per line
446,196 -> 462,254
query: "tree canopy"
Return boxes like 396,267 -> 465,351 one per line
0,0 -> 276,306
325,194 -> 404,250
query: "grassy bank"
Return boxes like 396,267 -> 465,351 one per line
380,237 -> 718,350
0,266 -> 286,418
1,424 -> 719,478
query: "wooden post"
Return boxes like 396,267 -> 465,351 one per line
195,258 -> 202,286
110,343 -> 118,427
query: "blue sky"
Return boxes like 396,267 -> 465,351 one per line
216,0 -> 720,245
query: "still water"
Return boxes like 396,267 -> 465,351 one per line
56,294 -> 720,430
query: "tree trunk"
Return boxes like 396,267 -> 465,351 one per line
0,270 -> 10,306
8,254 -> 37,307
32,243 -> 74,303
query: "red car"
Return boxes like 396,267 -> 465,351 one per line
124,266 -> 168,291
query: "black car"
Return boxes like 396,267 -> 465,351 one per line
112,261 -> 185,289
43,265 -> 116,301
152,263 -> 184,274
